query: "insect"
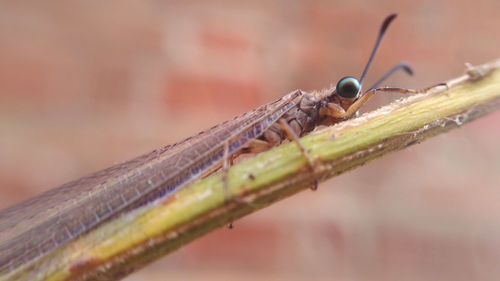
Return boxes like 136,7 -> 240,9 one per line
0,13 -> 425,277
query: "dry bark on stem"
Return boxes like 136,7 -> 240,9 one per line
6,59 -> 500,281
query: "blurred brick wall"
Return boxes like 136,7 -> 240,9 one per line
1,1 -> 500,281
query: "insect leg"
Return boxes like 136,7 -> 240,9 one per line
222,142 -> 235,229
350,87 -> 418,116
241,138 -> 273,153
324,86 -> 437,119
278,119 -> 318,191
223,141 -> 230,204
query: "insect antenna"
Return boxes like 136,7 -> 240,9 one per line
358,13 -> 398,88
368,61 -> 414,90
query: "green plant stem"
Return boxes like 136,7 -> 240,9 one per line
7,59 -> 500,281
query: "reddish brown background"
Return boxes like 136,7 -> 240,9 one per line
1,1 -> 500,281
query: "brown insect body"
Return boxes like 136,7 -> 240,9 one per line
252,89 -> 347,149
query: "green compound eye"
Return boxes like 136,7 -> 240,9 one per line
336,77 -> 360,98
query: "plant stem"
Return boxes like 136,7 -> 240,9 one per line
9,59 -> 500,281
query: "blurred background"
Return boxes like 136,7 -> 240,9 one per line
1,1 -> 500,280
